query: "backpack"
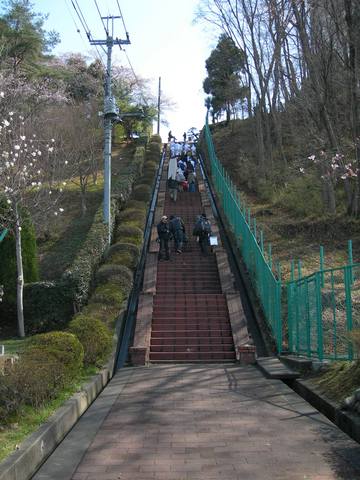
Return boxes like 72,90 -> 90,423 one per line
193,217 -> 211,236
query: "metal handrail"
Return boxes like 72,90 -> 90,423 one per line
114,147 -> 166,371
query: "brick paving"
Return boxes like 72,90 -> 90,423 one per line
70,364 -> 360,480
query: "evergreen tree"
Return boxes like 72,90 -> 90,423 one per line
203,35 -> 246,122
0,0 -> 59,75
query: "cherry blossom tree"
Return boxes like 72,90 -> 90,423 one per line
0,102 -> 65,337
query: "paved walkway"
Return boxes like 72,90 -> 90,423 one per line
34,365 -> 360,480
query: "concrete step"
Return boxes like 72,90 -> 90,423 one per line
150,344 -> 235,353
149,351 -> 236,362
151,337 -> 234,345
257,357 -> 300,379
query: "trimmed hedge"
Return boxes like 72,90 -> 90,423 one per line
81,303 -> 120,328
125,200 -> 147,211
23,146 -> 146,333
115,225 -> 143,246
132,184 -> 151,202
23,280 -> 75,334
107,242 -> 140,270
150,134 -> 162,143
90,282 -> 125,307
68,315 -> 112,367
118,207 -> 146,222
96,263 -> 133,290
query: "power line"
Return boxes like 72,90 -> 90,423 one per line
68,0 -> 106,70
120,47 -> 149,107
71,0 -> 91,40
116,0 -> 129,37
93,0 -> 109,36
64,0 -> 89,50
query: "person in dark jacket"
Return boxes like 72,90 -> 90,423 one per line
193,213 -> 211,255
169,215 -> 185,253
157,215 -> 171,260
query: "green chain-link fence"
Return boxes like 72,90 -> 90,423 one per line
204,116 -> 282,352
203,115 -> 360,360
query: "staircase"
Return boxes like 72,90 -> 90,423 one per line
149,188 -> 236,362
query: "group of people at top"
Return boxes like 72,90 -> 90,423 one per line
157,213 -> 212,261
167,140 -> 198,201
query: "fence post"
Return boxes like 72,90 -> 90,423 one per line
276,280 -> 282,353
344,266 -> 354,361
320,245 -> 324,287
315,272 -> 324,361
298,260 -> 302,279
348,240 -> 354,285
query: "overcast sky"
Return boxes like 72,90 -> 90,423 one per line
33,0 -> 218,140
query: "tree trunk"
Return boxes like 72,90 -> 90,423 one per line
81,191 -> 87,217
255,107 -> 266,176
344,0 -> 360,215
14,204 -> 25,338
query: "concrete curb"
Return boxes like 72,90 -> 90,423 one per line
0,331 -> 121,480
289,378 -> 360,444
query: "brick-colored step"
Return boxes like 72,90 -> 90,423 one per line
149,351 -> 236,361
148,185 -> 235,363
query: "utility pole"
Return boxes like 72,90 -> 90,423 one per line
157,76 -> 161,135
89,17 -> 130,244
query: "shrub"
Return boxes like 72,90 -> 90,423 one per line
68,315 -> 113,366
107,242 -> 140,259
118,207 -> 146,223
144,160 -> 158,171
107,242 -> 140,270
125,200 -> 147,211
148,141 -> 161,154
96,263 -> 133,290
150,134 -> 162,143
132,184 -> 151,202
0,374 -> 22,424
29,331 -> 84,382
115,225 -> 143,246
9,332 -> 84,408
90,282 -> 125,307
82,303 -> 120,328
275,175 -> 323,218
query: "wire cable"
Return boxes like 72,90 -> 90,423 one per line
72,0 -> 91,40
67,0 -> 106,70
64,0 -> 89,50
93,0 -> 109,36
121,47 -> 149,107
116,0 -> 129,37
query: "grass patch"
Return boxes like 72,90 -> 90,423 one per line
37,144 -> 136,280
0,366 -> 97,463
311,361 -> 360,402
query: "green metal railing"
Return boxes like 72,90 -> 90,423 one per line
0,228 -> 8,242
287,264 -> 360,360
204,115 -> 360,361
204,116 -> 283,352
